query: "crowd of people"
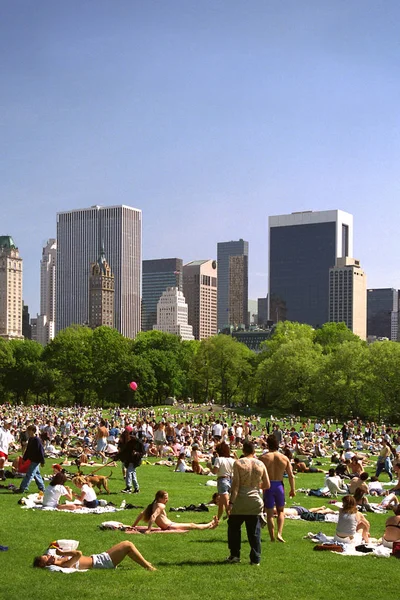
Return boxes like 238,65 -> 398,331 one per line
1,403 -> 400,568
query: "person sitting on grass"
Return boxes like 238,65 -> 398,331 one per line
42,472 -> 78,510
72,475 -> 98,508
334,495 -> 370,543
131,490 -> 219,532
33,541 -> 156,571
382,504 -> 400,548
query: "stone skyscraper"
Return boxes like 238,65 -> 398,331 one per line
154,287 -> 194,341
183,259 -> 217,340
0,236 -> 23,340
36,239 -> 57,345
217,239 -> 249,331
329,257 -> 367,340
89,246 -> 115,329
56,205 -> 141,338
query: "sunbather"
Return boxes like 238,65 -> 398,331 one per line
33,541 -> 155,570
131,490 -> 219,532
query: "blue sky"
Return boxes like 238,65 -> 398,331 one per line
2,1 -> 400,315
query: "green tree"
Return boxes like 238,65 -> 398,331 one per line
43,325 -> 94,405
314,322 -> 363,353
256,338 -> 323,414
200,335 -> 254,405
314,341 -> 372,418
4,339 -> 43,402
260,321 -> 315,355
368,341 -> 400,422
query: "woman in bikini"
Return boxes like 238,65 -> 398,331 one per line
382,504 -> 400,548
131,490 -> 219,532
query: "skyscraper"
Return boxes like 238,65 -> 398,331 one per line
154,287 -> 194,341
22,304 -> 32,339
36,239 -> 57,346
88,246 -> 115,329
142,258 -> 183,332
217,239 -> 249,331
257,297 -> 268,326
268,210 -> 353,328
56,205 -> 141,338
329,257 -> 367,340
183,259 -> 217,340
367,288 -> 398,341
0,236 -> 23,340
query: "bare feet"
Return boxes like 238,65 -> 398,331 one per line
145,564 -> 157,571
209,516 -> 219,529
277,535 -> 286,543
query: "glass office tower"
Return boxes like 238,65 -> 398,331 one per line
268,210 -> 353,328
142,258 -> 183,332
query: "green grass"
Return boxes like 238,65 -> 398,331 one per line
0,454 -> 398,600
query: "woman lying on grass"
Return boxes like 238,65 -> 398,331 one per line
33,541 -> 156,571
131,490 -> 219,533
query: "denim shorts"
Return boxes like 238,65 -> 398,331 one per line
217,477 -> 232,495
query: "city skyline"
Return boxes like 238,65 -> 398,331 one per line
3,3 -> 400,314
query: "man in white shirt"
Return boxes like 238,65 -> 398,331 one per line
0,420 -> 15,480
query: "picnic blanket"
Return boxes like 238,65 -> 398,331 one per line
305,532 -> 391,557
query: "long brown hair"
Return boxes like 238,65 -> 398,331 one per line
143,490 -> 167,521
342,495 -> 357,514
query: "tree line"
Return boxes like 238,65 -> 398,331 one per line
0,322 -> 400,421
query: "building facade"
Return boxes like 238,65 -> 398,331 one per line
217,239 -> 249,331
22,304 -> 32,339
269,210 -> 353,328
142,258 -> 183,332
88,247 -> 115,329
56,205 -> 141,338
153,287 -> 194,341
329,257 -> 367,339
257,297 -> 268,326
183,259 -> 217,340
367,288 -> 398,341
36,239 -> 57,346
0,236 -> 23,340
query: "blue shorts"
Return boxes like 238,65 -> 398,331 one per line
217,477 -> 232,495
263,481 -> 285,510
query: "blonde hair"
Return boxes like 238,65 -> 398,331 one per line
73,475 -> 89,487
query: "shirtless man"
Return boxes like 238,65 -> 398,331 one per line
260,434 -> 296,542
292,458 -> 324,473
33,541 -> 155,571
131,490 -> 219,532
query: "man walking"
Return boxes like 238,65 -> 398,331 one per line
15,425 -> 45,493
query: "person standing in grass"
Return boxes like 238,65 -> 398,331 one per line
260,434 -> 296,543
211,441 -> 236,520
226,441 -> 270,566
15,425 -> 45,494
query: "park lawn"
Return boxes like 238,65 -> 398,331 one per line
0,455 -> 398,600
